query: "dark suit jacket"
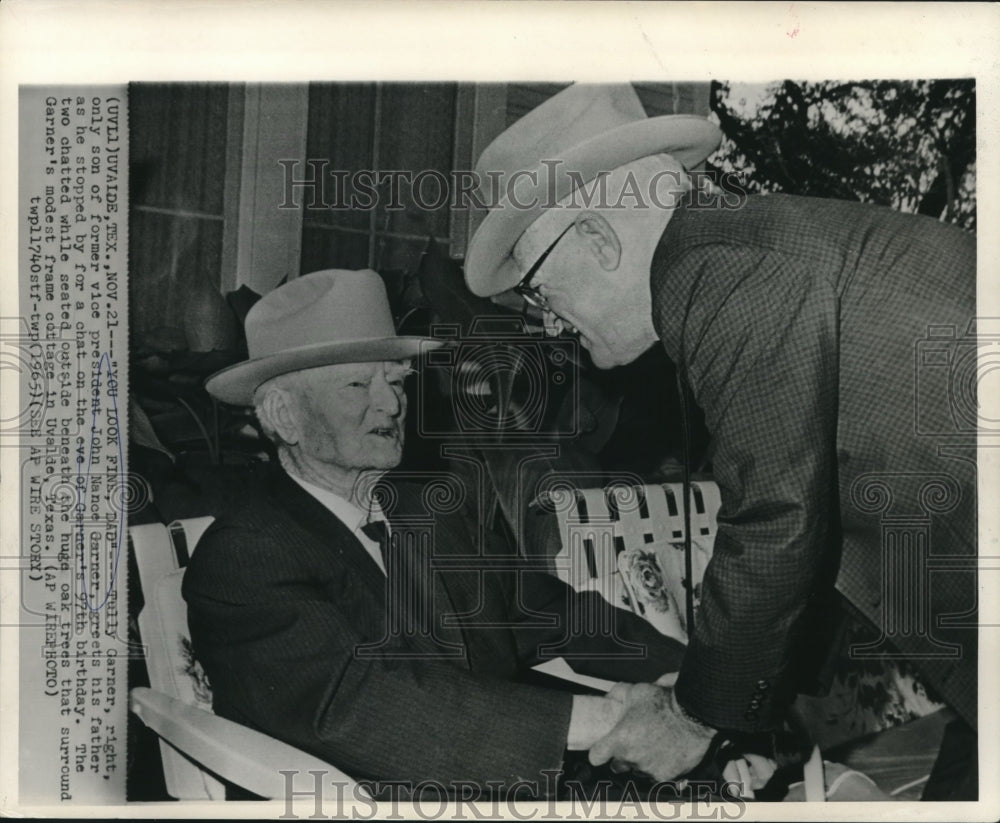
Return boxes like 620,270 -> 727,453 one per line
182,466 -> 681,791
651,193 -> 977,732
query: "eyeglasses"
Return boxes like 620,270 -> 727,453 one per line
512,222 -> 574,312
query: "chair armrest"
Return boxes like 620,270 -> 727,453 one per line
130,687 -> 370,800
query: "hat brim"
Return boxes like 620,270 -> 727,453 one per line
205,337 -> 444,406
465,115 -> 721,297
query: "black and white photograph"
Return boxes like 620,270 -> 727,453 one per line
3,2 -> 998,819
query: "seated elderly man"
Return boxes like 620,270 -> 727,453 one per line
184,268 -> 694,796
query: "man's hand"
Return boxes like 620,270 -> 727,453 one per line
566,694 -> 626,750
588,681 -> 716,781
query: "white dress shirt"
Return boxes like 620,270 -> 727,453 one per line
288,473 -> 389,575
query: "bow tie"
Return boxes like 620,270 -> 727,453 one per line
360,519 -> 389,565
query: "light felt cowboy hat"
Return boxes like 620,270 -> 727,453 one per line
464,83 -> 722,297
205,269 -> 442,405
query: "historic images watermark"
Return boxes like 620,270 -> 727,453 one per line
843,318 -> 995,663
277,770 -> 749,820
416,318 -> 581,441
278,161 -> 748,213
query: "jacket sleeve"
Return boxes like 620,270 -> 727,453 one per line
182,523 -> 572,791
661,244 -> 841,732
511,568 -> 687,682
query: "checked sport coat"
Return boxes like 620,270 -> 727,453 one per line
651,192 -> 977,733
182,465 -> 681,791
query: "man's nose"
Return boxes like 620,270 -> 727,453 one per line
370,375 -> 402,415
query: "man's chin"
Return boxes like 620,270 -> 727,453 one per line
587,340 -> 653,370
366,437 -> 404,468
588,346 -> 630,370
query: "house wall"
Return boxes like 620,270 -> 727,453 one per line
129,82 -> 712,344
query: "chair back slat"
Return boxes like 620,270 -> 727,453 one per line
552,487 -> 615,588
646,484 -> 685,542
552,481 -> 722,630
690,481 -> 722,538
133,517 -> 222,800
130,523 -> 179,606
168,516 -> 216,563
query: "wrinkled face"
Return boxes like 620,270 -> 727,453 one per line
294,360 -> 411,473
512,222 -> 655,369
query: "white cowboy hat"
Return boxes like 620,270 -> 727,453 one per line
464,83 -> 722,297
205,269 -> 442,405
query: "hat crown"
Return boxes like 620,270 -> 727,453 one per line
246,269 -> 396,360
476,84 -> 647,188
205,267 -> 440,405
463,83 -> 722,298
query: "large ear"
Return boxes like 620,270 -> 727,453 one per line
574,212 -> 621,271
258,382 -> 302,446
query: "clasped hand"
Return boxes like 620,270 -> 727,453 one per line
588,673 -> 716,781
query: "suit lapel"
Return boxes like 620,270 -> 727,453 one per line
271,468 -> 468,661
267,466 -> 388,602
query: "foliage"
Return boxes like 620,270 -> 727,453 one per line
709,80 -> 976,231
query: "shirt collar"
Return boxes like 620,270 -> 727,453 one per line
287,473 -> 386,535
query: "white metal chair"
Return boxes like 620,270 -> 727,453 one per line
129,517 -> 368,800
546,480 -> 720,640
